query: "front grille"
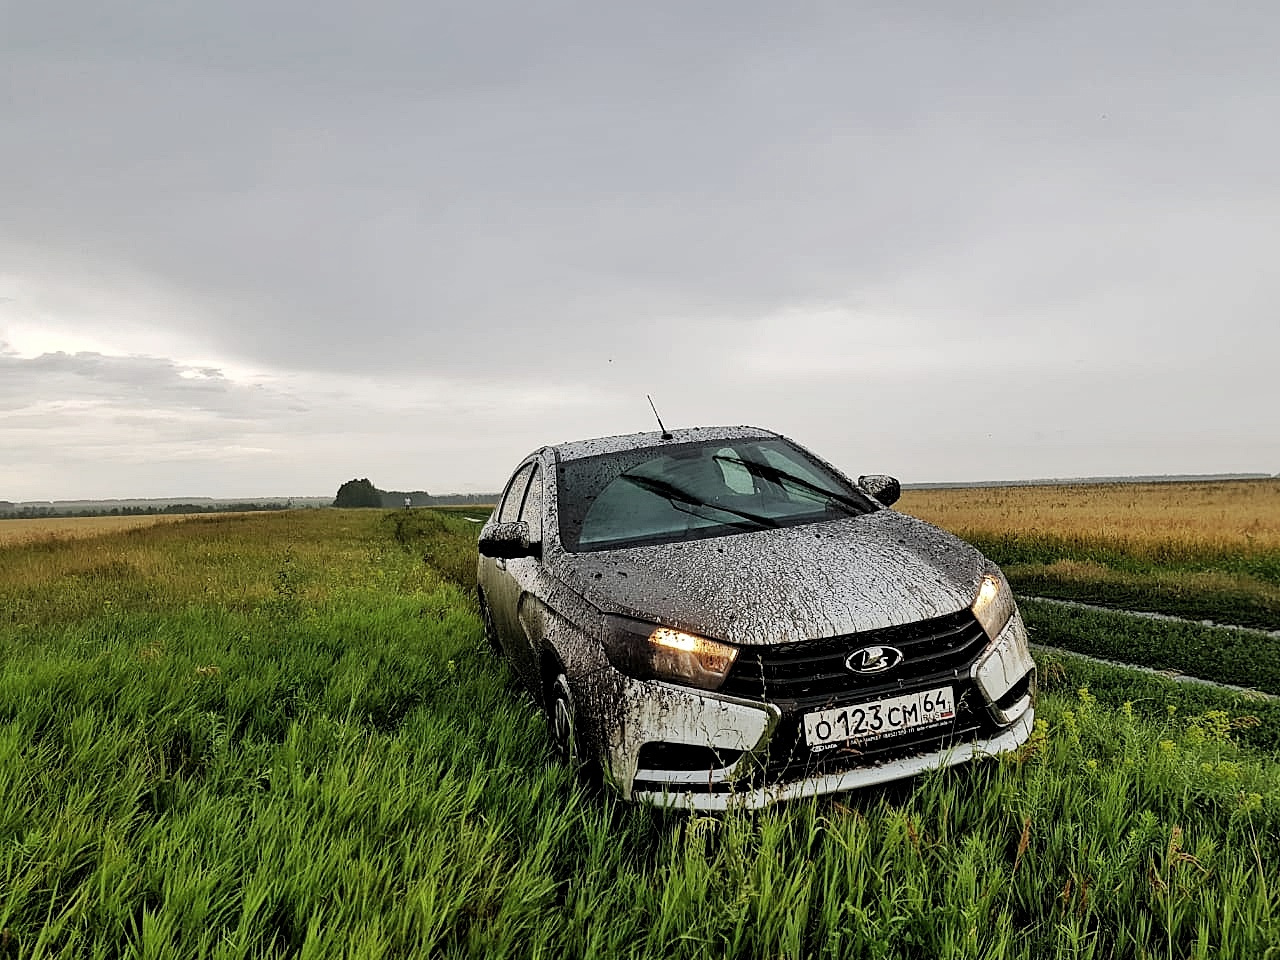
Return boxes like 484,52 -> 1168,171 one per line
715,609 -> 999,790
720,607 -> 988,708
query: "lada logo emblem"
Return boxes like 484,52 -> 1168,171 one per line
845,645 -> 904,674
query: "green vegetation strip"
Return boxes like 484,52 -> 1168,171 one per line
967,531 -> 1280,630
0,512 -> 1278,957
1008,566 -> 1280,633
1022,599 -> 1280,702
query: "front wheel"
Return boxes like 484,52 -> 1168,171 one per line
546,672 -> 603,793
548,672 -> 580,765
477,592 -> 502,655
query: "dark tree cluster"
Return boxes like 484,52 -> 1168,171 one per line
333,478 -> 383,508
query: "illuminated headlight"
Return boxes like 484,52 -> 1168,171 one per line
602,616 -> 739,691
971,571 -> 1016,642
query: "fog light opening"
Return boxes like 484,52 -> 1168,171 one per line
994,671 -> 1036,712
636,741 -> 745,772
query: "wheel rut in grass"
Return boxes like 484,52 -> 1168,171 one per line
1023,594 -> 1280,639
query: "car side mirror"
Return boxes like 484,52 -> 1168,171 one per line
478,521 -> 542,559
858,474 -> 901,507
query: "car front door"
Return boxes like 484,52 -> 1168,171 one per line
482,463 -> 534,648
501,463 -> 547,690
509,468 -> 550,686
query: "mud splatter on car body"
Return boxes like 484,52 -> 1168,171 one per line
477,426 -> 1035,809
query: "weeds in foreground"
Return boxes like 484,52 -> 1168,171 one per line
0,511 -> 1277,958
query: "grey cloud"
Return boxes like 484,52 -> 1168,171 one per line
0,347 -> 307,420
0,341 -> 624,497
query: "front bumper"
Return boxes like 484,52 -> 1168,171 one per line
631,710 -> 1033,811
603,611 -> 1037,811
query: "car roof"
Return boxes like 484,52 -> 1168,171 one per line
549,425 -> 780,462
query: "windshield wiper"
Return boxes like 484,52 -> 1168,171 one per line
617,473 -> 780,530
712,455 -> 869,516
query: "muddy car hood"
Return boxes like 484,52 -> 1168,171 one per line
557,511 -> 987,646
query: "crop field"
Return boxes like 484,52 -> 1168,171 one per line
1,506 -> 1278,957
900,480 -> 1280,630
899,480 -> 1280,549
0,515 -> 196,546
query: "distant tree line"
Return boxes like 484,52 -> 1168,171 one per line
0,502 -> 294,519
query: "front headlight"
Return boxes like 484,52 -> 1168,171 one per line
971,571 -> 1016,642
602,616 -> 739,691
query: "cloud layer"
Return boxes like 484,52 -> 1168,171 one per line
3,2 -> 1277,497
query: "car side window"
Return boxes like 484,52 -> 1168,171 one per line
498,464 -> 534,524
518,466 -> 543,542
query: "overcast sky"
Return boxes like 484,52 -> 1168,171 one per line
3,1 -> 1278,500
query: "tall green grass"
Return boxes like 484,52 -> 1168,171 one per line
0,511 -> 1277,958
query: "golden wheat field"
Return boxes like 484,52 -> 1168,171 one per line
898,478 -> 1280,549
0,514 -> 200,545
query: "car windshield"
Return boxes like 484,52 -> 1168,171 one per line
556,438 -> 875,552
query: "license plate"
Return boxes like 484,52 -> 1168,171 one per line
804,685 -> 955,751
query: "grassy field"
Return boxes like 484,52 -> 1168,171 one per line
900,480 -> 1280,629
1,509 -> 1278,958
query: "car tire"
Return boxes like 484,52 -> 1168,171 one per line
478,592 -> 502,655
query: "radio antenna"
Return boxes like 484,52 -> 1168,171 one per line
647,394 -> 673,440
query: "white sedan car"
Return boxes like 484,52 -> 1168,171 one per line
477,426 -> 1036,809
